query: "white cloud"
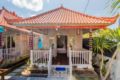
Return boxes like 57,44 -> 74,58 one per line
11,0 -> 43,12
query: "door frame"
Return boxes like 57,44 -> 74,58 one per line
56,35 -> 68,54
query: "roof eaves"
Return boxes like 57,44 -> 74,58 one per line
14,6 -> 117,24
13,22 -> 111,27
1,7 -> 22,20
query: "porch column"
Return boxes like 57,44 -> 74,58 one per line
25,34 -> 27,53
14,34 -> 17,56
89,29 -> 92,51
20,33 -> 23,55
9,34 -> 12,55
10,34 -> 12,49
29,32 -> 33,50
26,34 -> 29,50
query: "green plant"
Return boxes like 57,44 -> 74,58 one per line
26,59 -> 31,66
111,0 -> 120,12
93,30 -> 113,79
104,28 -> 120,80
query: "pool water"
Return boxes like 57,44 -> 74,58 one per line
55,67 -> 66,71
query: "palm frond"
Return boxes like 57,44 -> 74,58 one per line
112,0 -> 120,9
111,0 -> 120,12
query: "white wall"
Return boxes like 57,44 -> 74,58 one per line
33,29 -> 83,50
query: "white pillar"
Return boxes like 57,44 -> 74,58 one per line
14,34 -> 17,56
30,50 -> 33,65
89,51 -> 93,69
48,48 -> 52,77
69,49 -> 72,80
20,33 -> 23,55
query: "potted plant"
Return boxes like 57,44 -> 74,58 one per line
21,60 -> 31,76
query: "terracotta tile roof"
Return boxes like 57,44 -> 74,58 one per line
0,7 -> 22,24
13,6 -> 118,28
0,14 -> 40,36
0,15 -> 8,26
100,15 -> 119,23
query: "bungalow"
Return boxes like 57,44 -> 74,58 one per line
0,6 -> 118,78
0,7 -> 39,66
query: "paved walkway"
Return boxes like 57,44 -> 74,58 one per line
6,76 -> 71,80
3,65 -> 73,80
1,64 -> 97,80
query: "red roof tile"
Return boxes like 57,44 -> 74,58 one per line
0,15 -> 8,26
0,7 -> 22,24
13,6 -> 118,28
0,13 -> 40,36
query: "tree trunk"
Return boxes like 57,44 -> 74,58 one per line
100,49 -> 104,80
100,70 -> 104,80
104,44 -> 120,80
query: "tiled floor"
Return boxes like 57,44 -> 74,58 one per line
6,76 -> 70,80
3,65 -> 71,80
1,64 -> 98,80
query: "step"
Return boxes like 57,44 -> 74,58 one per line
50,65 -> 70,77
4,76 -> 70,80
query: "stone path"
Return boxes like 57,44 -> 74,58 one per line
6,76 -> 70,80
1,64 -> 98,80
3,65 -> 71,80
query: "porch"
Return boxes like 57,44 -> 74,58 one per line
0,32 -> 30,66
30,48 -> 93,77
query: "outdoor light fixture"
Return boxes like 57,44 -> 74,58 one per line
56,26 -> 61,38
56,26 -> 60,31
56,28 -> 58,31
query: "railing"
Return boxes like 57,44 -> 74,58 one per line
48,48 -> 52,76
30,49 -> 50,66
0,48 -> 21,62
52,49 -> 57,57
69,49 -> 72,80
70,50 -> 92,69
30,48 -> 52,76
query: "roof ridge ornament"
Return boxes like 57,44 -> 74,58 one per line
60,4 -> 63,8
2,6 -> 5,10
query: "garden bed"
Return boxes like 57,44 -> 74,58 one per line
21,65 -> 48,77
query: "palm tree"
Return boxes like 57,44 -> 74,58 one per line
93,34 -> 111,80
112,0 -> 120,12
104,28 -> 120,80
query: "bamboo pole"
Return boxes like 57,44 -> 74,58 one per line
89,29 -> 93,51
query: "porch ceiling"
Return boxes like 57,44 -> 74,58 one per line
29,28 -> 96,34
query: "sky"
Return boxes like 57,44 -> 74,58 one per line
0,0 -> 119,28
